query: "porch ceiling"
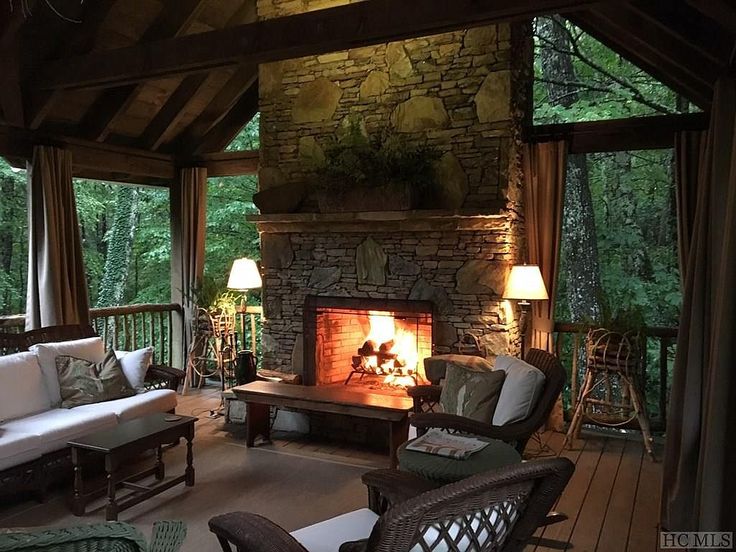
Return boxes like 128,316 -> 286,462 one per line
0,0 -> 732,184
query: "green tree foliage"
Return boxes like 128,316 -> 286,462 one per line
534,18 -> 683,327
0,160 -> 27,315
0,114 -> 261,317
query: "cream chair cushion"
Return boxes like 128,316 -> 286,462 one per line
290,508 -> 378,552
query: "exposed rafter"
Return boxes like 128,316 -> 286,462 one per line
30,0 -> 622,91
568,9 -> 714,108
192,82 -> 259,155
172,66 -> 258,154
25,0 -> 118,129
686,0 -> 736,36
76,0 -> 210,142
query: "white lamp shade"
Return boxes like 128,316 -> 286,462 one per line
227,258 -> 262,290
503,265 -> 549,301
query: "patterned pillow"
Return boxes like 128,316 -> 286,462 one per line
439,362 -> 506,423
55,350 -> 136,408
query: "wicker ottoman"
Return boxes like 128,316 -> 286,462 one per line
397,436 -> 522,483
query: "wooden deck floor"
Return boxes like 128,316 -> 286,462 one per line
175,386 -> 665,551
0,386 -> 662,551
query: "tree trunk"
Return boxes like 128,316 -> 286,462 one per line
96,186 -> 139,307
537,16 -> 603,322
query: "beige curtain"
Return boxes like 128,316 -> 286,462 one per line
523,141 -> 566,353
674,130 -> 705,286
523,141 -> 566,432
170,167 -> 208,390
662,78 -> 736,533
25,145 -> 90,330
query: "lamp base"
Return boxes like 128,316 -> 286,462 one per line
518,300 -> 531,359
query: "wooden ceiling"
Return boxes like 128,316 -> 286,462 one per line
0,0 -> 733,184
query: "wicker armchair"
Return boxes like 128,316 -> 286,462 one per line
409,348 -> 566,454
0,521 -> 186,552
209,457 -> 574,552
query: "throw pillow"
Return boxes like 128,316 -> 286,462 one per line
55,350 -> 136,408
492,355 -> 546,426
29,337 -> 106,407
423,354 -> 494,384
114,347 -> 154,392
439,362 -> 506,423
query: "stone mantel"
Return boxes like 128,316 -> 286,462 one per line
249,206 -> 508,233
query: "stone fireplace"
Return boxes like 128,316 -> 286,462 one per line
251,0 -> 532,389
303,296 -> 433,388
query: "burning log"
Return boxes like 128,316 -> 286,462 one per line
358,340 -> 377,356
379,340 -> 394,354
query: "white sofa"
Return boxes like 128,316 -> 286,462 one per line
0,335 -> 178,496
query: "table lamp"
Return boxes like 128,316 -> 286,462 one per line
227,258 -> 262,313
503,264 -> 548,357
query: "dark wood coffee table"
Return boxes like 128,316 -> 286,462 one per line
68,412 -> 196,521
231,381 -> 413,468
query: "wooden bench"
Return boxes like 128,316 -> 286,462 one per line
231,381 -> 413,468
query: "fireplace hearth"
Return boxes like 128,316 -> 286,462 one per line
303,296 -> 434,390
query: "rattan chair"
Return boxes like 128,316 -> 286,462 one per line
409,348 -> 566,454
209,457 -> 574,552
0,520 -> 186,552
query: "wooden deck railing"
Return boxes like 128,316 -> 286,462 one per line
553,321 -> 677,432
90,303 -> 182,366
0,303 -> 183,366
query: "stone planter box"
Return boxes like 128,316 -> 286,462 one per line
317,182 -> 414,213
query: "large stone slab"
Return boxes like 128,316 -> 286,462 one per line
260,61 -> 284,97
434,152 -> 468,208
386,43 -> 413,81
456,260 -> 507,295
480,331 -> 509,357
292,77 -> 342,123
434,321 -> 458,348
253,182 -> 306,214
391,96 -> 449,133
309,266 -> 342,289
261,234 -> 294,269
474,71 -> 511,123
291,334 -> 303,374
356,237 -> 387,285
298,136 -> 326,166
464,26 -> 497,49
263,295 -> 282,319
388,254 -> 420,276
409,278 -> 453,315
359,70 -> 390,99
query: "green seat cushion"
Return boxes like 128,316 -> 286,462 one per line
398,436 -> 521,483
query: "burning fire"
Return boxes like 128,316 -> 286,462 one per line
364,311 -> 418,387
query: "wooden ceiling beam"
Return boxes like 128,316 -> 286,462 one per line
529,112 -> 709,153
76,0 -> 209,142
686,0 -> 736,35
31,0 -> 621,91
0,124 -> 175,185
171,66 -> 258,154
193,150 -> 259,176
568,11 -> 713,108
192,83 -> 259,155
25,0 -> 118,129
629,1 -> 734,66
139,74 -> 210,151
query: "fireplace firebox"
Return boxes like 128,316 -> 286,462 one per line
303,296 -> 434,388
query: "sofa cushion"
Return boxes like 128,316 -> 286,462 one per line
29,337 -> 106,407
56,350 -> 136,408
0,430 -> 42,471
0,352 -> 51,421
290,508 -> 378,552
492,355 -> 546,426
73,389 -> 177,422
439,363 -> 506,422
0,408 -> 118,454
115,347 -> 153,392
